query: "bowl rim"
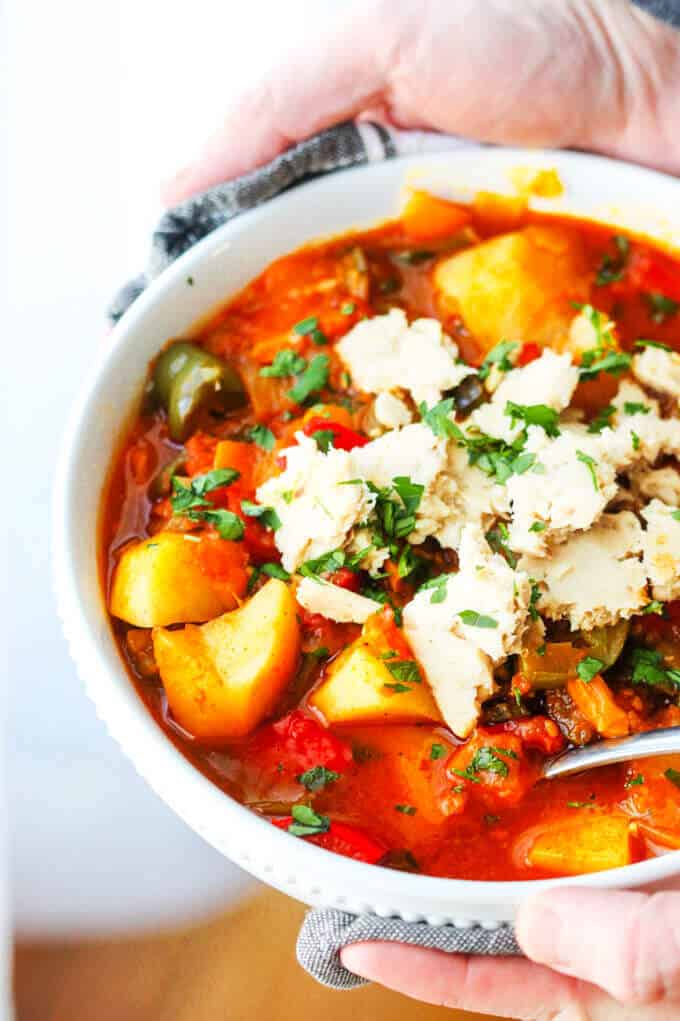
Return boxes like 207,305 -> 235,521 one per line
53,146 -> 680,924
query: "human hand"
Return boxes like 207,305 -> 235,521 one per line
340,888 -> 680,1019
164,0 -> 680,204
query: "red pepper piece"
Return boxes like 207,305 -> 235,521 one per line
516,342 -> 542,367
626,248 -> 680,303
271,817 -> 386,864
327,567 -> 361,592
258,710 -> 354,774
302,417 -> 369,451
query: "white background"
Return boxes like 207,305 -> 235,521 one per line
3,0 -> 337,936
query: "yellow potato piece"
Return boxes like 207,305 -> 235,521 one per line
310,640 -> 443,726
152,579 -> 300,740
434,225 -> 591,353
110,532 -> 235,627
527,815 -> 634,875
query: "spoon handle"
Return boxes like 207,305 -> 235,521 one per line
542,726 -> 680,780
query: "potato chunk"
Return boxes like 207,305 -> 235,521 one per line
153,579 -> 300,740
527,815 -> 634,875
110,532 -> 237,627
434,225 -> 591,353
309,640 -> 442,726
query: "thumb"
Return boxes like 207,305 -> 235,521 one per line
516,887 -> 680,1006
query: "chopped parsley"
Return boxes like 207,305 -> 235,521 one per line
477,340 -> 517,382
311,429 -> 336,453
631,430 -> 641,451
567,795 -> 596,809
288,354 -> 330,404
641,600 -> 665,615
505,401 -> 560,438
645,292 -> 679,324
576,449 -> 599,490
623,401 -> 651,416
260,562 -> 290,581
386,659 -> 422,685
383,682 -> 413,694
260,349 -> 307,377
341,302 -> 355,315
664,768 -> 680,789
287,805 -> 331,837
631,646 -> 680,689
635,338 -> 673,352
454,746 -> 519,782
419,397 -> 459,440
418,574 -> 449,605
579,350 -> 631,382
529,521 -> 547,533
198,509 -> 245,540
576,656 -> 604,683
170,473 -> 244,539
458,610 -> 498,629
247,424 -> 276,450
528,580 -> 542,622
298,547 -> 349,579
430,743 -> 447,761
672,510 -> 680,522
486,523 -> 518,567
595,234 -> 630,286
394,804 -> 417,815
170,469 -> 239,513
587,404 -> 616,434
240,500 -> 281,531
297,765 -> 341,792
625,773 -> 645,789
293,315 -> 328,346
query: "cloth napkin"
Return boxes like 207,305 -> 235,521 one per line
110,0 -> 678,985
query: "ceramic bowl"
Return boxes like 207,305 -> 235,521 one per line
54,148 -> 680,926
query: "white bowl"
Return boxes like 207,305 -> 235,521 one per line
54,148 -> 680,926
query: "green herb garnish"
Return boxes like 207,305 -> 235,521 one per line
505,401 -> 560,438
287,805 -> 331,837
458,610 -> 498,629
576,656 -> 604,683
576,449 -> 599,490
297,765 -> 340,792
260,349 -> 307,377
288,354 -> 330,404
247,424 -> 276,450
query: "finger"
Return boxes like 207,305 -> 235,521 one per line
517,888 -> 680,1006
340,941 -> 590,1020
162,3 -> 388,204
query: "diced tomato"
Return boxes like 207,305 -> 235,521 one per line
302,416 -> 369,451
270,817 -> 387,864
255,710 -> 354,775
327,567 -> 361,592
517,342 -> 541,367
184,432 -> 218,476
491,715 -> 567,756
626,248 -> 680,303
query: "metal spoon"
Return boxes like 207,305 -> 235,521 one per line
542,727 -> 680,780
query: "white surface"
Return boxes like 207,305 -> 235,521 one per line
54,150 -> 680,928
3,0 -> 336,936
